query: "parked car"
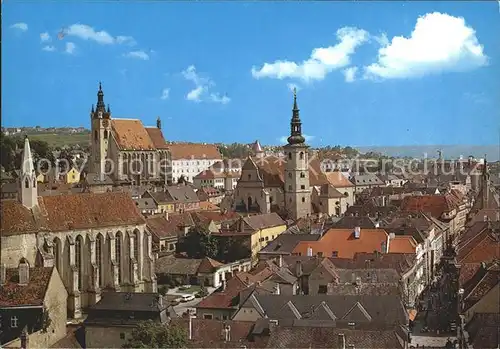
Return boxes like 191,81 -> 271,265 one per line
180,294 -> 195,302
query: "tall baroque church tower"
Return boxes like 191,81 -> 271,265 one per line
90,82 -> 112,179
283,88 -> 311,220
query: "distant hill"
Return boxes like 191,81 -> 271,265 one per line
356,145 -> 500,161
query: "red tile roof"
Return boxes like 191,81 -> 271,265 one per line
39,192 -> 145,232
293,228 -> 389,259
0,199 -> 39,236
111,119 -> 156,151
170,318 -> 267,348
1,192 -> 145,235
196,274 -> 248,309
0,267 -> 53,307
145,127 -> 169,149
388,236 -> 418,254
325,171 -> 355,188
401,194 -> 460,218
168,143 -> 222,160
146,212 -> 194,240
197,257 -> 224,274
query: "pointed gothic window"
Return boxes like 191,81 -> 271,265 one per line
96,235 -> 103,287
300,152 -> 304,160
115,233 -> 122,284
24,178 -> 29,188
75,235 -> 83,291
133,232 -> 139,260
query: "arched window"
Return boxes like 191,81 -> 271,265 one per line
24,178 -> 29,188
247,174 -> 251,180
300,152 -> 304,160
96,235 -> 103,287
302,197 -> 306,203
300,172 -> 305,178
288,153 -> 292,160
288,173 -> 292,178
75,236 -> 83,291
104,130 -> 108,139
115,233 -> 122,284
54,238 -> 61,273
133,232 -> 139,260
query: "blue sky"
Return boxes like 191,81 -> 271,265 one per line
3,1 -> 500,147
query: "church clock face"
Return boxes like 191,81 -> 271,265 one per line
102,119 -> 109,127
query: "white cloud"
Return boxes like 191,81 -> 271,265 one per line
116,35 -> 136,46
40,32 -> 51,42
343,67 -> 358,83
42,45 -> 56,52
209,93 -> 231,105
65,24 -> 136,46
287,83 -> 301,93
65,42 -> 76,55
160,88 -> 170,100
181,65 -> 230,104
251,27 -> 369,83
186,86 -> 206,102
364,12 -> 488,80
10,22 -> 28,32
279,134 -> 315,144
123,50 -> 149,60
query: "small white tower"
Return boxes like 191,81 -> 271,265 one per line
20,136 -> 38,209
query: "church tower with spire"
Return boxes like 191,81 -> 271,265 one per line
283,88 -> 311,220
90,82 -> 112,178
19,136 -> 38,209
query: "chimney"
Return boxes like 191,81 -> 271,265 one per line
221,279 -> 226,291
188,314 -> 193,340
20,327 -> 29,349
18,260 -> 29,286
278,255 -> 283,268
165,211 -> 169,221
338,334 -> 346,349
0,264 -> 6,285
307,246 -> 313,257
355,276 -> 361,286
274,283 -> 280,295
389,233 -> 396,240
354,227 -> 361,239
484,215 -> 488,222
295,260 -> 303,277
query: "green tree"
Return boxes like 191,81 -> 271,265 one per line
181,225 -> 219,259
123,320 -> 188,348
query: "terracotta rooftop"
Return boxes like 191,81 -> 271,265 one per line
243,213 -> 286,231
170,318 -> 268,348
0,267 -> 54,307
401,194 -> 461,218
146,212 -> 194,240
197,257 -> 224,274
1,192 -> 145,236
111,119 -> 156,151
325,171 -> 355,188
293,228 -> 389,259
196,274 -> 249,309
244,155 -> 329,187
145,127 -> 169,149
388,235 -> 418,254
168,143 -> 222,160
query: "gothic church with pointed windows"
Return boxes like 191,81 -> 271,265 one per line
0,137 -> 157,319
